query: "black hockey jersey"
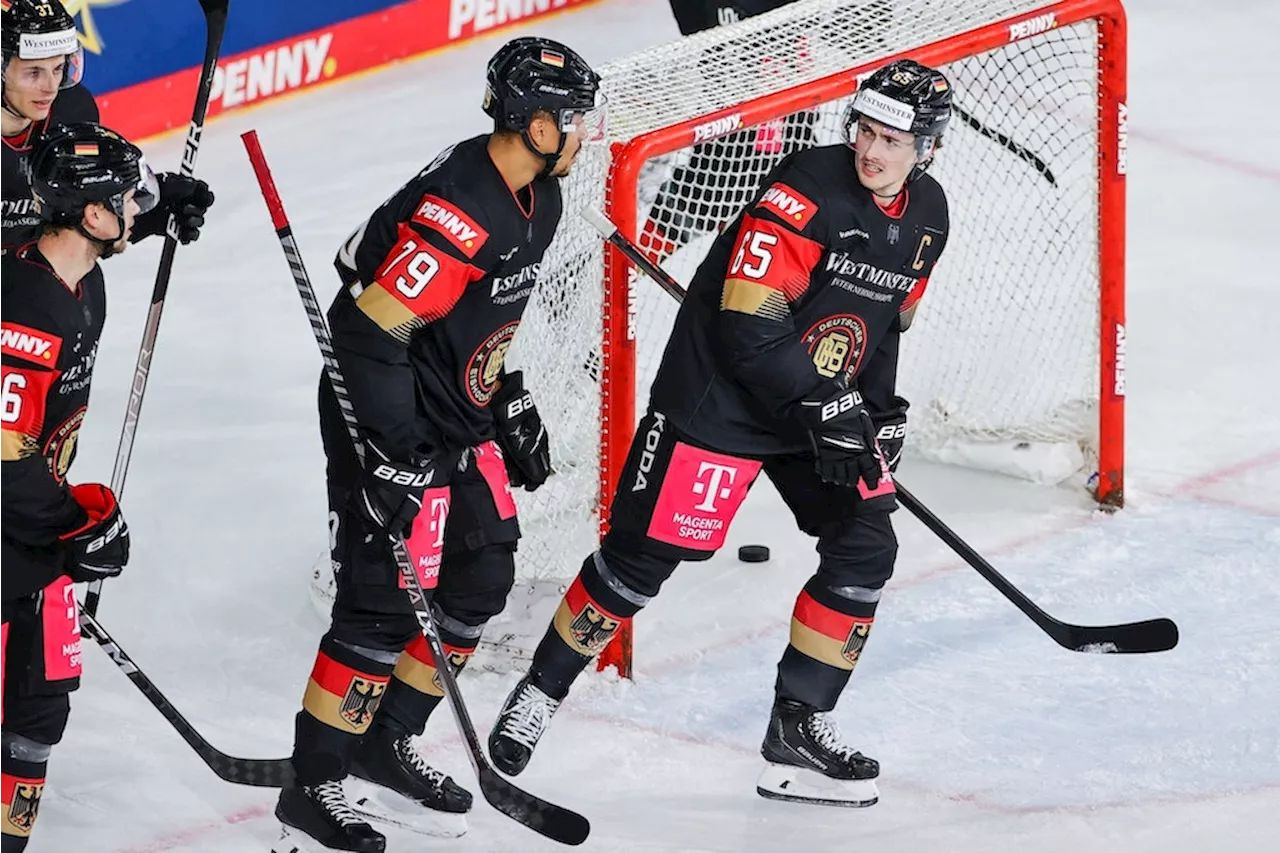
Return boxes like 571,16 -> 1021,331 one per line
649,144 -> 949,455
2,85 -> 99,253
326,134 -> 563,462
1,244 -> 106,599
668,0 -> 800,34
644,0 -> 817,260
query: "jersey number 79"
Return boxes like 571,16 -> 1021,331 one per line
382,239 -> 441,298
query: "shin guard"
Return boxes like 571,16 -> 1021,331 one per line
776,587 -> 877,712
377,622 -> 478,737
531,553 -> 648,699
292,639 -> 394,785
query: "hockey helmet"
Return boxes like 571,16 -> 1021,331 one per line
1,0 -> 85,90
30,122 -> 158,234
846,59 -> 952,180
483,37 -> 605,172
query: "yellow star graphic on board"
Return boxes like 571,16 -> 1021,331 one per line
61,0 -> 131,56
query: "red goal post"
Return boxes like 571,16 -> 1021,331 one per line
506,0 -> 1127,676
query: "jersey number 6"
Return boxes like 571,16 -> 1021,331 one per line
2,372 -> 28,423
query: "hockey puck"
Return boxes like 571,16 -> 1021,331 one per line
738,544 -> 771,563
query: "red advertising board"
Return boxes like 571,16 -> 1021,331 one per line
98,0 -> 600,141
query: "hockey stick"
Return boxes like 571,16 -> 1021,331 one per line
84,0 -> 230,619
242,130 -> 591,847
79,609 -> 294,787
952,103 -> 1056,187
581,206 -> 1178,655
890,484 -> 1177,653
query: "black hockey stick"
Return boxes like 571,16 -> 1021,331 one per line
892,484 -> 1177,653
79,609 -> 294,787
85,0 -> 230,619
952,102 -> 1056,187
581,206 -> 1178,655
242,130 -> 590,847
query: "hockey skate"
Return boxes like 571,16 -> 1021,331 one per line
488,674 -> 562,776
272,781 -> 385,853
756,698 -> 880,808
346,724 -> 471,838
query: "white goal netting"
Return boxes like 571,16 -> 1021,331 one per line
317,0 -> 1119,662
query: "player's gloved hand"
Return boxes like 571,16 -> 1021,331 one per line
492,370 -> 552,492
871,396 -> 909,473
358,441 -> 439,538
796,387 -> 884,489
60,483 -> 130,583
130,173 -> 215,245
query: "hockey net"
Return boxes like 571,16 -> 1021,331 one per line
383,0 -> 1126,669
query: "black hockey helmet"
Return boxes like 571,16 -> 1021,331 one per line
846,59 -> 952,181
29,122 -> 158,252
1,0 -> 85,91
483,37 -> 604,174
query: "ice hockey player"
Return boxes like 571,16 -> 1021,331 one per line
640,0 -> 818,264
1,122 -> 158,851
489,59 -> 952,808
2,0 -> 213,253
272,37 -> 604,853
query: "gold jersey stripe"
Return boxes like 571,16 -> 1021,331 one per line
721,278 -> 791,321
355,283 -> 419,341
1,429 -> 35,462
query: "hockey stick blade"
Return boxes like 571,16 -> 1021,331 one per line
479,766 -> 591,846
79,610 -> 294,787
895,485 -> 1179,654
245,130 -> 590,844
583,207 -> 1178,657
1054,618 -> 1179,655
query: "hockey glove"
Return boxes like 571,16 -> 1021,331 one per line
60,483 -> 130,583
492,370 -> 552,492
796,388 -> 884,490
130,173 -> 215,245
358,441 -> 439,539
872,396 -> 909,473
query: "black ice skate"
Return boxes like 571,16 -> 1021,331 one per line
272,781 -> 385,853
488,674 -> 562,776
756,698 -> 880,808
347,725 -> 471,838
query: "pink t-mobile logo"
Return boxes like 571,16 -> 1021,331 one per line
691,461 -> 738,512
428,495 -> 450,549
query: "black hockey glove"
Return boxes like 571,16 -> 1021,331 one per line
358,441 -> 440,539
130,173 -> 215,245
796,387 -> 884,490
872,396 -> 909,473
60,483 -> 130,583
492,370 -> 552,492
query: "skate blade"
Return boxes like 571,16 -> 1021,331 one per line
755,762 -> 879,808
345,778 -> 468,838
